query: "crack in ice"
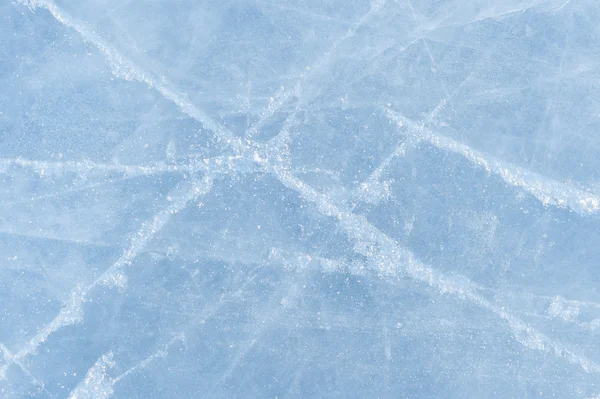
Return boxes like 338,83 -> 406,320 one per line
10,0 -> 600,387
386,108 -> 600,215
3,176 -> 214,371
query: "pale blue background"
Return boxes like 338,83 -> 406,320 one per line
2,0 -> 600,397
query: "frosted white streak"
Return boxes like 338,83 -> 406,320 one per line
69,335 -> 185,399
69,352 -> 116,399
245,0 -> 386,138
13,0 -> 598,378
19,0 -> 244,153
353,140 -> 408,206
6,176 -> 213,368
386,109 -> 600,215
0,344 -> 47,393
258,161 -> 600,374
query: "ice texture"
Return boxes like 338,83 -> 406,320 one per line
2,0 -> 600,397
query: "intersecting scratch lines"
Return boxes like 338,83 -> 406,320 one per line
5,0 -> 600,397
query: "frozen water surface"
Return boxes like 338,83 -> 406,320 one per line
2,0 -> 600,397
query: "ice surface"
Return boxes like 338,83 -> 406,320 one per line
2,0 -> 600,397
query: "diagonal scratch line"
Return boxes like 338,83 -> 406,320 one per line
5,175 -> 214,369
424,2 -> 534,124
67,351 -> 115,399
386,108 -> 600,215
406,0 -> 455,118
112,334 -> 186,384
253,159 -> 600,375
8,0 -> 252,373
0,344 -> 49,395
356,11 -> 531,199
554,0 -> 572,13
245,0 -> 387,139
424,0 -> 544,32
350,138 -> 408,208
68,334 -> 185,398
208,269 -> 307,395
19,0 -> 245,154
14,0 -> 600,380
